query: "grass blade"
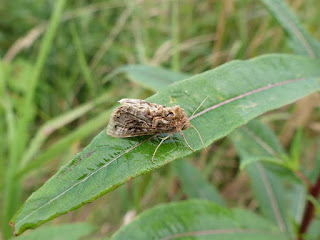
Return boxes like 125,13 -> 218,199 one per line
69,22 -> 96,96
259,0 -> 320,58
0,59 -> 17,239
2,1 -> 66,238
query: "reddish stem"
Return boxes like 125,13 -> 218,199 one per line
298,174 -> 320,240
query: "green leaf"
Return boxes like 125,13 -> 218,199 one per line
173,160 -> 225,206
286,183 -> 306,224
259,0 -> 320,58
230,120 -> 303,236
238,156 -> 286,169
230,120 -> 286,169
69,22 -> 96,96
11,223 -> 94,240
289,127 -> 303,169
308,146 -> 320,184
246,163 -> 297,235
111,200 -> 287,240
11,54 -> 320,235
111,65 -> 189,91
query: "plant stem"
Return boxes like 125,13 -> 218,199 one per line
298,174 -> 320,240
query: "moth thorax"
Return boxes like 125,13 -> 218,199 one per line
171,106 -> 190,130
172,106 -> 184,117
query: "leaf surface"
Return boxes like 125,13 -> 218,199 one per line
112,200 -> 287,240
11,54 -> 320,235
230,120 -> 286,168
111,64 -> 189,91
11,223 -> 94,240
230,120 -> 304,236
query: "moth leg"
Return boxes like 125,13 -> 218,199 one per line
191,96 -> 208,117
190,124 -> 206,151
179,130 -> 195,152
152,133 -> 173,163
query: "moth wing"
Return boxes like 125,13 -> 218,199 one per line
118,98 -> 161,123
107,98 -> 173,138
119,98 -> 162,110
107,107 -> 156,138
119,98 -> 148,105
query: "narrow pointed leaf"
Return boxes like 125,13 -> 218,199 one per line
11,54 -> 320,235
230,120 -> 304,236
290,127 -> 303,168
245,163 -> 293,235
111,64 -> 189,91
309,147 -> 320,184
111,200 -> 287,240
259,0 -> 320,58
286,183 -> 306,224
230,120 -> 286,169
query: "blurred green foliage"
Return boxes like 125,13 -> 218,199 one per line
1,0 -> 319,239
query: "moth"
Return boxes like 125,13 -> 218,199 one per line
107,98 -> 205,162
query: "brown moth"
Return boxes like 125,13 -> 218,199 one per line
107,98 -> 205,162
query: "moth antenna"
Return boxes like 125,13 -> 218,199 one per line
190,124 -> 206,151
179,130 -> 195,152
152,133 -> 173,163
191,96 -> 208,117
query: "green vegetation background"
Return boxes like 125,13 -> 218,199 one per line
0,0 -> 319,239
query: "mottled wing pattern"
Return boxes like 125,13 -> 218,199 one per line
106,99 -> 175,138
